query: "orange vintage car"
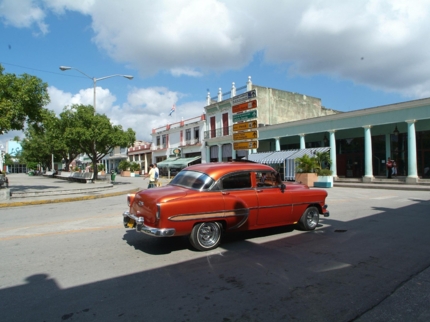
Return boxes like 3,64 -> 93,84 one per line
123,161 -> 329,251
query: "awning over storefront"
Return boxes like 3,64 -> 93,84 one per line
248,147 -> 330,181
289,147 -> 330,159
156,157 -> 180,167
260,150 -> 298,164
157,156 -> 201,168
248,147 -> 330,164
247,152 -> 275,163
171,156 -> 201,168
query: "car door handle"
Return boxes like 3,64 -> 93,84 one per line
256,189 -> 263,192
222,191 -> 229,195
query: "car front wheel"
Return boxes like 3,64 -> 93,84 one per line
299,206 -> 319,230
190,222 -> 222,251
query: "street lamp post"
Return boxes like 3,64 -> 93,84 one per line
59,66 -> 133,113
59,66 -> 133,177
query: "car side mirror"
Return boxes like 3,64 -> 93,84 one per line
280,183 -> 286,193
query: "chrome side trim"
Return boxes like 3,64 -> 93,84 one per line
168,208 -> 249,222
123,211 -> 175,237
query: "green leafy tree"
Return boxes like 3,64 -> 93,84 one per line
21,126 -> 52,169
118,160 -> 131,171
314,151 -> 333,175
4,153 -> 13,166
62,104 -> 135,179
21,110 -> 81,171
45,109 -> 80,171
0,65 -> 50,134
26,161 -> 38,171
295,154 -> 318,173
130,162 -> 140,172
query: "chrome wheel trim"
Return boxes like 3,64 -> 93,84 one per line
197,222 -> 221,248
306,208 -> 319,228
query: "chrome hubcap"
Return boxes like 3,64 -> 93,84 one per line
198,223 -> 220,247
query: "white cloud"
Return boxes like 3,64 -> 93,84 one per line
0,0 -> 48,34
170,68 -> 203,77
2,0 -> 430,97
46,85 -> 205,142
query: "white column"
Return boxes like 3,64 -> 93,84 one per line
206,92 -> 211,106
363,125 -> 374,182
204,145 -> 210,163
231,82 -> 236,97
144,153 -> 148,173
328,130 -> 337,178
299,134 -> 306,149
217,88 -> 222,102
406,120 -> 418,183
275,137 -> 280,151
385,133 -> 391,177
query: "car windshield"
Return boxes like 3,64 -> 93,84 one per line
169,170 -> 214,190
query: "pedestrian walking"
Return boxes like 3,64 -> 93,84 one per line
154,163 -> 160,186
386,158 -> 393,178
144,164 -> 156,188
392,160 -> 397,176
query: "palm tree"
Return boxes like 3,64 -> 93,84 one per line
314,151 -> 333,176
314,151 -> 332,169
295,154 -> 318,173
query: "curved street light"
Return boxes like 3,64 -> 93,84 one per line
59,66 -> 133,113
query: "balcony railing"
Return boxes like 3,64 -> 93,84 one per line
183,138 -> 200,146
153,143 -> 167,150
204,126 -> 233,139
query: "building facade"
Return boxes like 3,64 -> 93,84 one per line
136,77 -> 430,183
203,76 -> 339,162
151,114 -> 206,176
100,146 -> 128,173
127,141 -> 152,174
253,98 -> 430,183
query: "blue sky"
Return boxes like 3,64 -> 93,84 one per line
1,0 -> 429,147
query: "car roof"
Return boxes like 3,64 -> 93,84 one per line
185,162 -> 275,180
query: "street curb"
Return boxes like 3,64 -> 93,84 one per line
334,183 -> 430,191
0,188 -> 140,208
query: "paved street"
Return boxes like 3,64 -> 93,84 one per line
0,181 -> 429,321
0,173 -> 170,206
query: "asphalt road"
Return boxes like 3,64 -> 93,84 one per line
0,187 -> 429,321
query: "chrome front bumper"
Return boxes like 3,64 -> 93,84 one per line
122,211 -> 175,237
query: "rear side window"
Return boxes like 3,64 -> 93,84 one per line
169,170 -> 214,190
221,172 -> 252,190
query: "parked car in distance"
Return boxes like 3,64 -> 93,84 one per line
123,161 -> 330,251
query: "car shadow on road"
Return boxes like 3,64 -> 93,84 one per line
122,230 -> 191,254
122,224 -> 300,255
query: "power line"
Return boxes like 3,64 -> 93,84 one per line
0,61 -> 87,79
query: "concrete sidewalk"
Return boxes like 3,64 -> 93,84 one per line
0,173 -> 171,207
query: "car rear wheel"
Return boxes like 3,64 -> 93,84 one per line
190,222 -> 222,251
299,206 -> 319,230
